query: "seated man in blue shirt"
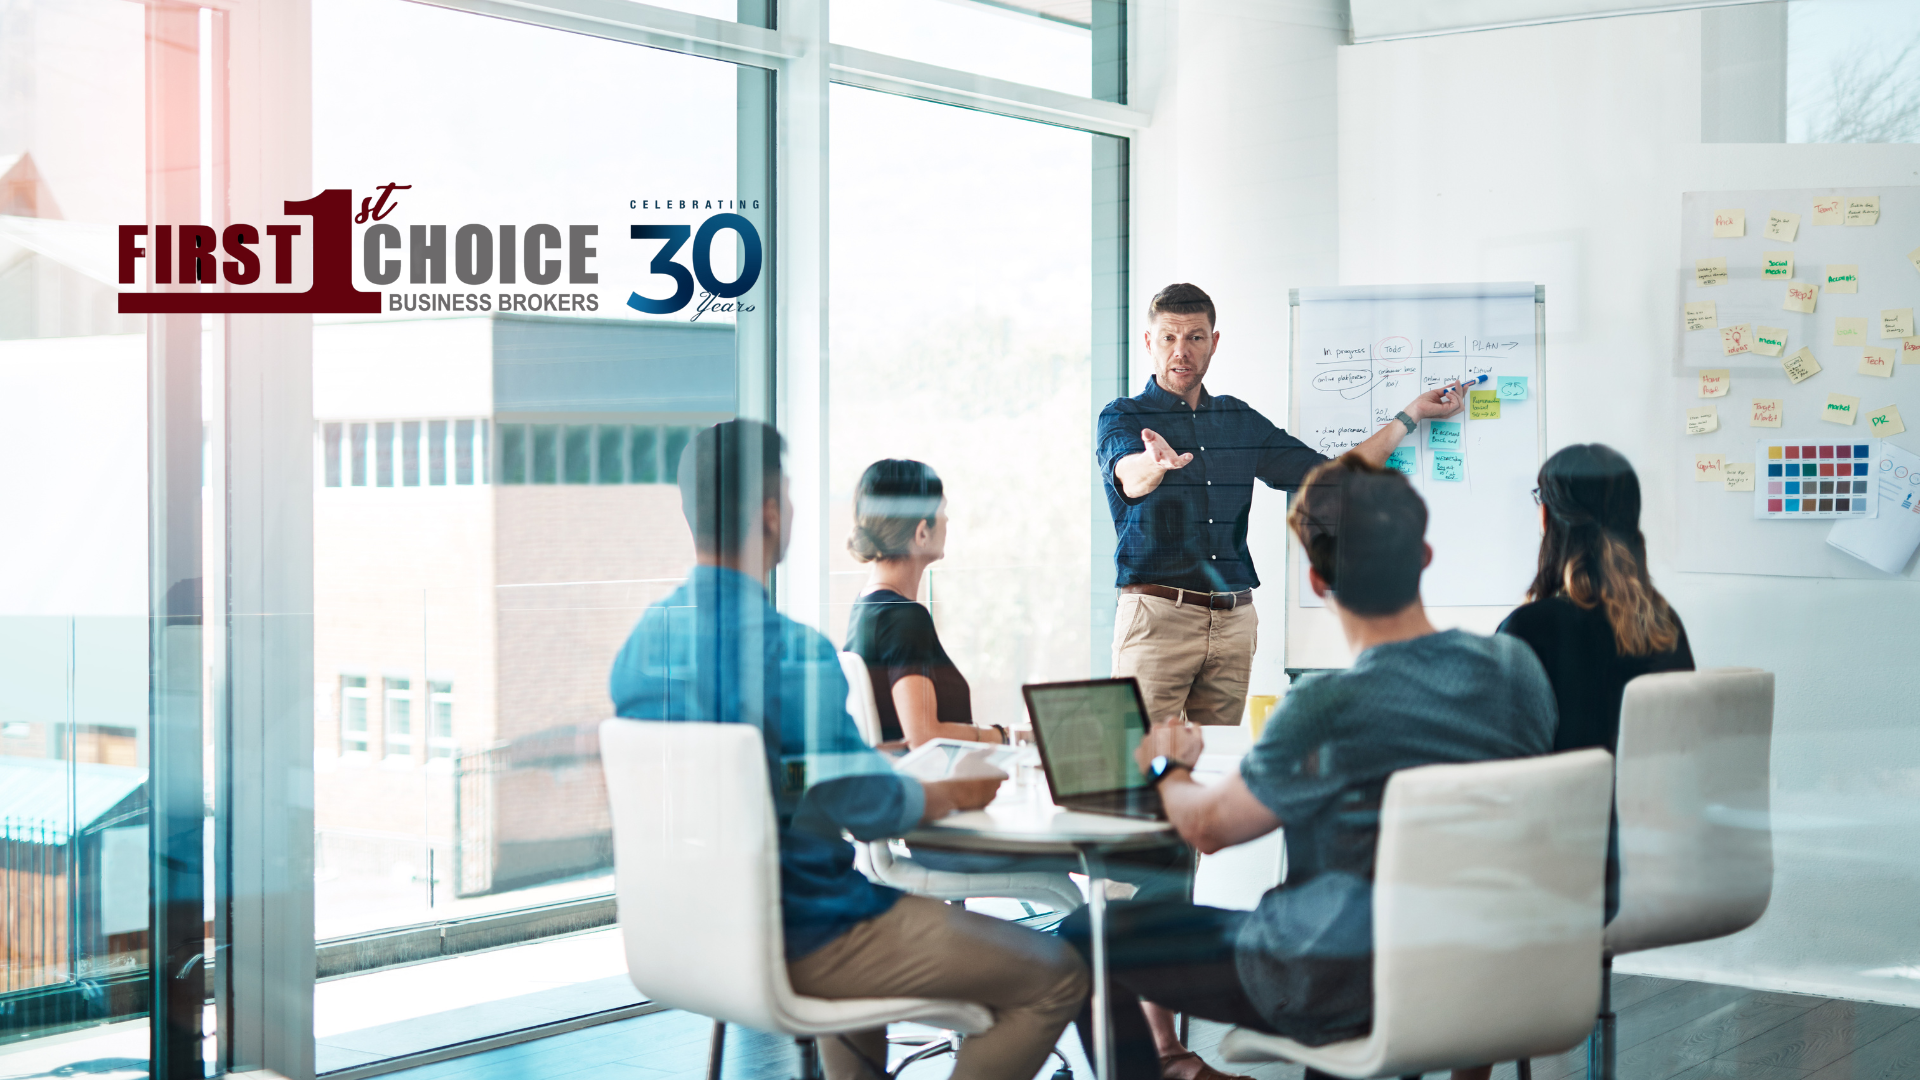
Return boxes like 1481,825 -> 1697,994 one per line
610,420 -> 1087,1080
1059,455 -> 1556,1080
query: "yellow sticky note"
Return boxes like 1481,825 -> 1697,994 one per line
1824,393 -> 1861,425
1883,309 -> 1915,338
1845,196 -> 1881,226
1697,258 -> 1728,287
1469,390 -> 1501,419
1903,338 -> 1920,364
1782,347 -> 1823,384
1811,197 -> 1845,226
1765,211 -> 1800,242
1685,301 -> 1717,331
1699,369 -> 1731,397
1824,265 -> 1859,293
1835,317 -> 1869,346
1762,251 -> 1794,279
1686,406 -> 1719,434
1909,244 -> 1920,276
1719,324 -> 1753,356
1754,325 -> 1788,357
1868,404 -> 1906,436
1723,462 -> 1755,491
1694,454 -> 1726,483
1751,398 -> 1784,427
1713,209 -> 1745,237
1783,280 -> 1820,312
1861,346 -> 1896,377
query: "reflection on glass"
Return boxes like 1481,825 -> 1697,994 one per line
829,86 -> 1094,718
1787,0 -> 1920,142
0,0 -> 152,1063
310,0 -> 752,1065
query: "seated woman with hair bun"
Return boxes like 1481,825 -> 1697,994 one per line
842,458 -> 1235,1080
843,458 -> 1008,748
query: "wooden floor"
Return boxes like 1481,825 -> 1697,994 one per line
385,974 -> 1920,1080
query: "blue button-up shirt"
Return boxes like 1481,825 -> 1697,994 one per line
1097,376 -> 1327,591
609,565 -> 924,960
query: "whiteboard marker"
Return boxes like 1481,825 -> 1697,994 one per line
1439,374 -> 1487,401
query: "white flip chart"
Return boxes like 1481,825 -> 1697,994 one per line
1293,284 -> 1542,609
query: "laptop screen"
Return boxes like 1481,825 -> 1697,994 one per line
1025,680 -> 1152,798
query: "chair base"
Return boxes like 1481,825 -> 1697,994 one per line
710,1020 -> 1062,1080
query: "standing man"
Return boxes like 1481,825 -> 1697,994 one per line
1096,283 -> 1466,726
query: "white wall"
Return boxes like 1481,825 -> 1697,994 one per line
1340,11 -> 1920,1005
1130,0 -> 1350,697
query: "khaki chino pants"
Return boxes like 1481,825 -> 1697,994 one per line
1111,592 -> 1258,726
787,895 -> 1088,1080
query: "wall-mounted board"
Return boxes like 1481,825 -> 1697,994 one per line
1675,187 -> 1920,579
1285,284 -> 1545,671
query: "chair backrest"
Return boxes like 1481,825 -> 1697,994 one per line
1607,668 -> 1774,956
600,718 -> 796,1032
1369,749 -> 1614,1071
839,651 -> 883,747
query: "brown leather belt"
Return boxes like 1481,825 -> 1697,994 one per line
1121,583 -> 1253,610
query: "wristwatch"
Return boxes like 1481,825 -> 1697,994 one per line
1147,755 -> 1192,786
1393,411 -> 1417,435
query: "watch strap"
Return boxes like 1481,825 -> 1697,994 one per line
1393,411 -> 1417,435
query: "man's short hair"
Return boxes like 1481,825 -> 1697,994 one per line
1287,454 -> 1428,616
1149,283 -> 1216,329
678,419 -> 786,555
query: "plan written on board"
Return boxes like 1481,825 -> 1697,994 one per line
1293,286 -> 1540,607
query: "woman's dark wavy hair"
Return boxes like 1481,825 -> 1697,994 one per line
1529,443 -> 1679,657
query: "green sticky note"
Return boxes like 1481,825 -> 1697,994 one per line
1385,446 -> 1416,476
1432,450 -> 1465,482
1497,376 -> 1528,401
1428,421 -> 1461,449
1469,390 -> 1502,419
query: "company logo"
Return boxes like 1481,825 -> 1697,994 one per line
117,185 -> 764,321
118,189 -> 381,314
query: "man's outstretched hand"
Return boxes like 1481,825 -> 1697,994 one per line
1116,428 -> 1193,498
1402,381 -> 1470,422
1140,428 -> 1193,472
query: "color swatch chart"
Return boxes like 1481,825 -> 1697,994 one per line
1756,441 -> 1879,518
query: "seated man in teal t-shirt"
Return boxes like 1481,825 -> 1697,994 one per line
1057,455 -> 1557,1080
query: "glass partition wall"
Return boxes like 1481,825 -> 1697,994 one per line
0,2 -> 1132,1078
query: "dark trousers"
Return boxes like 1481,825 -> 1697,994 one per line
1058,899 -> 1279,1080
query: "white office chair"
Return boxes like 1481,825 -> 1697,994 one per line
1217,749 -> 1615,1079
838,651 -> 1085,915
600,718 -> 994,1080
1588,668 -> 1775,1080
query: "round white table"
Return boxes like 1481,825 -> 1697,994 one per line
903,779 -> 1179,1080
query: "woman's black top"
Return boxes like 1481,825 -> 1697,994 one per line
1498,595 -> 1695,753
843,588 -> 974,744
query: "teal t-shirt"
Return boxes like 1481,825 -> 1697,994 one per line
1232,629 -> 1556,1044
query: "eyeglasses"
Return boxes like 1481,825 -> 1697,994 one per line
1530,487 -> 1542,506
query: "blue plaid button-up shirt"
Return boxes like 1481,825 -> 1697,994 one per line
1096,376 -> 1327,592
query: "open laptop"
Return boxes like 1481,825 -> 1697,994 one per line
1022,677 -> 1165,820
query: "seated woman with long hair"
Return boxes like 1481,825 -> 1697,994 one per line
841,458 -> 1244,1080
1500,443 -> 1695,754
1453,445 -> 1698,1080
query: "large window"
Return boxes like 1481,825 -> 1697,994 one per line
827,86 -> 1096,717
308,0 -> 760,1067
